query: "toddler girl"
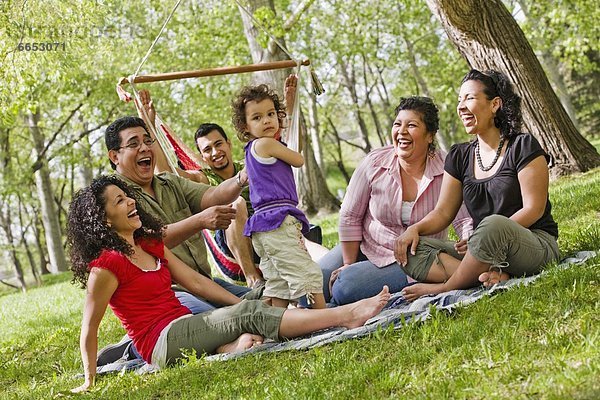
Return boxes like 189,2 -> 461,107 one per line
231,83 -> 325,309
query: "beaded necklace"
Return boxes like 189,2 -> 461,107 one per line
475,137 -> 504,172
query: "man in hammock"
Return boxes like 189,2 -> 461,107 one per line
134,87 -> 328,289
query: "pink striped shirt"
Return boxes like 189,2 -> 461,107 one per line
339,146 -> 473,268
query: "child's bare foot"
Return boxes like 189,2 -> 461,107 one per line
342,286 -> 390,329
216,333 -> 263,354
401,283 -> 445,302
478,269 -> 510,287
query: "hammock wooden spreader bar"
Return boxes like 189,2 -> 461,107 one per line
119,59 -> 310,85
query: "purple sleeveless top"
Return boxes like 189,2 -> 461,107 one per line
243,139 -> 309,236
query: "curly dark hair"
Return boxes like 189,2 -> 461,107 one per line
461,69 -> 523,139
394,96 -> 439,153
231,84 -> 287,142
67,175 -> 164,288
104,116 -> 150,170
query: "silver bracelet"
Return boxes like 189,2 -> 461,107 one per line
235,172 -> 248,188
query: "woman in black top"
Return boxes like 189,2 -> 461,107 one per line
394,69 -> 559,301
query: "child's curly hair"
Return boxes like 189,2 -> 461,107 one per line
67,175 -> 164,288
231,84 -> 287,142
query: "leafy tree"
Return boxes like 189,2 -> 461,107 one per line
0,0 -> 138,273
511,0 -> 600,138
425,0 -> 600,176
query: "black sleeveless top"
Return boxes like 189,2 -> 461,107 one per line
445,134 -> 558,238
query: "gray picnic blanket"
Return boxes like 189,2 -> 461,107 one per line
93,250 -> 597,375
205,250 -> 598,362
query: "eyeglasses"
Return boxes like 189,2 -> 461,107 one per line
117,137 -> 156,151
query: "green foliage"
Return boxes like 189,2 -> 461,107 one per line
511,0 -> 600,138
516,0 -> 600,73
2,0 -> 599,278
1,11 -> 600,398
253,6 -> 284,48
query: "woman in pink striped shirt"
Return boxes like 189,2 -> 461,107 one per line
320,97 -> 472,305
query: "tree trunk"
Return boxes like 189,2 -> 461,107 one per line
17,195 -> 41,285
401,32 -> 450,152
238,0 -> 339,213
425,0 -> 600,176
373,64 -> 395,133
28,111 -> 68,273
515,0 -> 580,131
338,56 -> 372,153
562,50 -> 600,138
32,216 -> 50,275
361,55 -> 386,148
0,201 -> 27,291
297,112 -> 340,214
237,0 -> 289,92
21,234 -> 40,285
77,121 -> 94,187
325,116 -> 352,186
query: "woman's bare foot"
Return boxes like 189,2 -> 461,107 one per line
216,333 -> 263,354
341,286 -> 390,329
401,283 -> 445,302
478,269 -> 510,287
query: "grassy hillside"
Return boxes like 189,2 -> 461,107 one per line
1,169 -> 599,399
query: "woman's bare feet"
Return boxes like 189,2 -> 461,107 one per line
478,269 -> 510,287
216,333 -> 264,354
401,283 -> 445,302
341,286 -> 390,329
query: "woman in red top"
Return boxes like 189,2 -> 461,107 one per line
68,175 -> 390,392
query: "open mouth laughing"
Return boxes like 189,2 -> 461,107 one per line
396,137 -> 413,149
137,156 -> 152,167
127,209 -> 139,218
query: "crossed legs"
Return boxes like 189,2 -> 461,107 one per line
402,215 -> 559,302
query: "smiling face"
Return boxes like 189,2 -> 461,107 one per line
196,130 -> 233,171
392,109 -> 433,163
243,99 -> 280,139
108,127 -> 155,187
103,184 -> 142,235
457,79 -> 501,136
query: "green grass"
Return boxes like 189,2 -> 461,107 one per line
1,169 -> 600,399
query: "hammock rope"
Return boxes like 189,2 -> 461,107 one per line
116,0 -> 323,172
133,0 -> 183,78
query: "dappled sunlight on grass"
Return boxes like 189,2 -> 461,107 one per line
550,167 -> 600,255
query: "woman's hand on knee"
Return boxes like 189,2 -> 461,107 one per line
328,264 -> 350,295
454,239 -> 468,255
394,227 -> 420,266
